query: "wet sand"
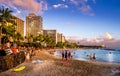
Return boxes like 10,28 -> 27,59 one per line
0,50 -> 120,76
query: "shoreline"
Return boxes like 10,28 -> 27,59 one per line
73,57 -> 120,66
52,48 -> 120,64
53,50 -> 120,67
0,50 -> 120,76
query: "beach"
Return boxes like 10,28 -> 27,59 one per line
0,50 -> 120,76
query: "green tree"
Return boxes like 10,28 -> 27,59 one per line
33,34 -> 45,48
14,32 -> 23,42
0,7 -> 15,44
63,41 -> 69,47
27,35 -> 33,42
56,42 -> 64,48
34,34 -> 44,42
63,41 -> 77,48
44,35 -> 56,48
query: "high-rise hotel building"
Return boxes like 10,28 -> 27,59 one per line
13,16 -> 24,37
57,33 -> 65,43
26,13 -> 43,37
43,29 -> 58,44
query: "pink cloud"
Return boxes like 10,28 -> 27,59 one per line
0,0 -> 48,14
70,0 -> 95,16
102,39 -> 120,49
79,5 -> 94,16
0,0 -> 4,3
80,5 -> 91,12
66,33 -> 120,49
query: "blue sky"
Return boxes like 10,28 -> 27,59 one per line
0,0 -> 120,48
42,0 -> 120,39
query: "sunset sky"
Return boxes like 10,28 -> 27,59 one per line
0,0 -> 120,48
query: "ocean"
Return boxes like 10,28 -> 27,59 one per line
54,49 -> 120,64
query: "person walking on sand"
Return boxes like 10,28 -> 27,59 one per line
65,50 -> 68,60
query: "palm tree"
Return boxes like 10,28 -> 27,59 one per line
15,32 -> 23,42
44,35 -> 56,48
34,34 -> 44,42
27,35 -> 34,43
56,42 -> 64,48
2,25 -> 16,43
0,7 -> 13,45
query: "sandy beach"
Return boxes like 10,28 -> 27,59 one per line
0,50 -> 120,76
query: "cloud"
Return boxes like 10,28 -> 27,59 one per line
70,0 -> 84,5
53,4 -> 68,8
79,5 -> 94,16
80,5 -> 91,12
62,0 -> 66,2
66,36 -> 81,40
92,0 -> 96,4
66,32 -> 120,49
70,0 -> 96,5
70,0 -> 95,16
89,37 -> 100,43
70,0 -> 77,5
0,0 -> 48,14
103,32 -> 113,40
102,38 -> 120,49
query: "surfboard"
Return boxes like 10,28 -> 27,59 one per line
13,66 -> 26,72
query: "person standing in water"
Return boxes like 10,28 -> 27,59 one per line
65,50 -> 68,60
68,51 -> 73,59
89,54 -> 93,60
93,53 -> 96,61
62,50 -> 65,60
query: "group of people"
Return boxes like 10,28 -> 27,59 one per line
0,42 -> 41,62
62,50 -> 73,60
0,42 -> 19,56
87,53 -> 96,61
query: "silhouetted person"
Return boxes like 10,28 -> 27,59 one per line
93,53 -> 96,61
62,50 -> 64,60
65,50 -> 68,60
